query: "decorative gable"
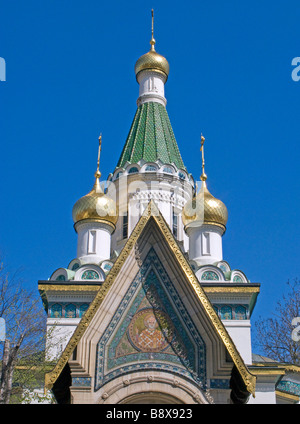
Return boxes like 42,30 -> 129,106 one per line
95,249 -> 206,390
45,201 -> 256,403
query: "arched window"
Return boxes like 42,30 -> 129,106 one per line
233,275 -> 243,282
218,264 -> 227,273
79,304 -> 89,318
56,274 -> 66,281
65,304 -> 76,318
72,263 -> 80,271
128,167 -> 139,174
115,171 -> 123,179
82,270 -> 100,280
235,305 -> 247,320
163,166 -> 174,174
145,165 -> 157,172
50,304 -> 62,318
220,306 -> 232,320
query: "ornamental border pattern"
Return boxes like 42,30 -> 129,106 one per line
276,381 -> 300,396
94,248 -> 206,391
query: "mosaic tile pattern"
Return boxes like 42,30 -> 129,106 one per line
201,271 -> 219,281
233,275 -> 243,282
277,380 -> 300,396
213,304 -> 248,320
72,377 -> 92,387
94,248 -> 206,391
116,102 -> 186,170
210,379 -> 230,389
82,270 -> 99,280
49,303 -> 90,318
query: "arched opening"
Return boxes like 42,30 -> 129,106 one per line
120,391 -> 184,404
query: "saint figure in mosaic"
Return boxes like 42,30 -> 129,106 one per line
128,308 -> 174,352
136,313 -> 166,350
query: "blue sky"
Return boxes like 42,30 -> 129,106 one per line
1,0 -> 300,330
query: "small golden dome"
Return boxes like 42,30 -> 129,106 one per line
72,179 -> 118,227
135,48 -> 169,80
182,181 -> 228,232
135,10 -> 169,80
72,134 -> 118,228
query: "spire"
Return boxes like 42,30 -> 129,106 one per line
150,9 -> 156,51
93,134 -> 102,193
200,134 -> 207,183
134,10 -> 169,80
118,12 -> 184,170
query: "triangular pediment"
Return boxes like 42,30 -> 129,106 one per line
94,248 -> 206,390
45,201 -> 256,397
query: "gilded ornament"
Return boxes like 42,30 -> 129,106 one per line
182,135 -> 228,231
134,10 -> 169,80
72,135 -> 118,227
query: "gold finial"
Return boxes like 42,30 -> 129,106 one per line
200,133 -> 207,182
95,133 -> 102,180
150,9 -> 156,51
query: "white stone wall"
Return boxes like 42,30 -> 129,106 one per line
186,224 -> 224,265
75,221 -> 113,264
137,71 -> 167,106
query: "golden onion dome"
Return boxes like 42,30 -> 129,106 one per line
72,135 -> 118,228
182,181 -> 228,232
72,178 -> 118,228
135,11 -> 169,80
135,48 -> 169,80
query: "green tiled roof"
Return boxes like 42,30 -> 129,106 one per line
117,102 -> 186,170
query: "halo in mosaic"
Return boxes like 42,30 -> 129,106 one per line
94,248 -> 206,391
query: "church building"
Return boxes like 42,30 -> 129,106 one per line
38,13 -> 300,404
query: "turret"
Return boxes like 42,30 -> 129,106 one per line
72,135 -> 118,264
182,135 -> 228,265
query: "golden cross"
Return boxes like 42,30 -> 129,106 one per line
200,133 -> 207,181
95,133 -> 102,179
150,9 -> 156,50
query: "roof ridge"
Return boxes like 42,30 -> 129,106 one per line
117,106 -> 141,167
131,103 -> 145,165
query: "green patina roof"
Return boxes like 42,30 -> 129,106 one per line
117,102 -> 186,170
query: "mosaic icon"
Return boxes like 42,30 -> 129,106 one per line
127,308 -> 174,352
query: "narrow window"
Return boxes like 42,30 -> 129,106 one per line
172,211 -> 178,239
72,346 -> 77,361
202,232 -> 210,255
88,230 -> 96,254
123,214 -> 128,239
